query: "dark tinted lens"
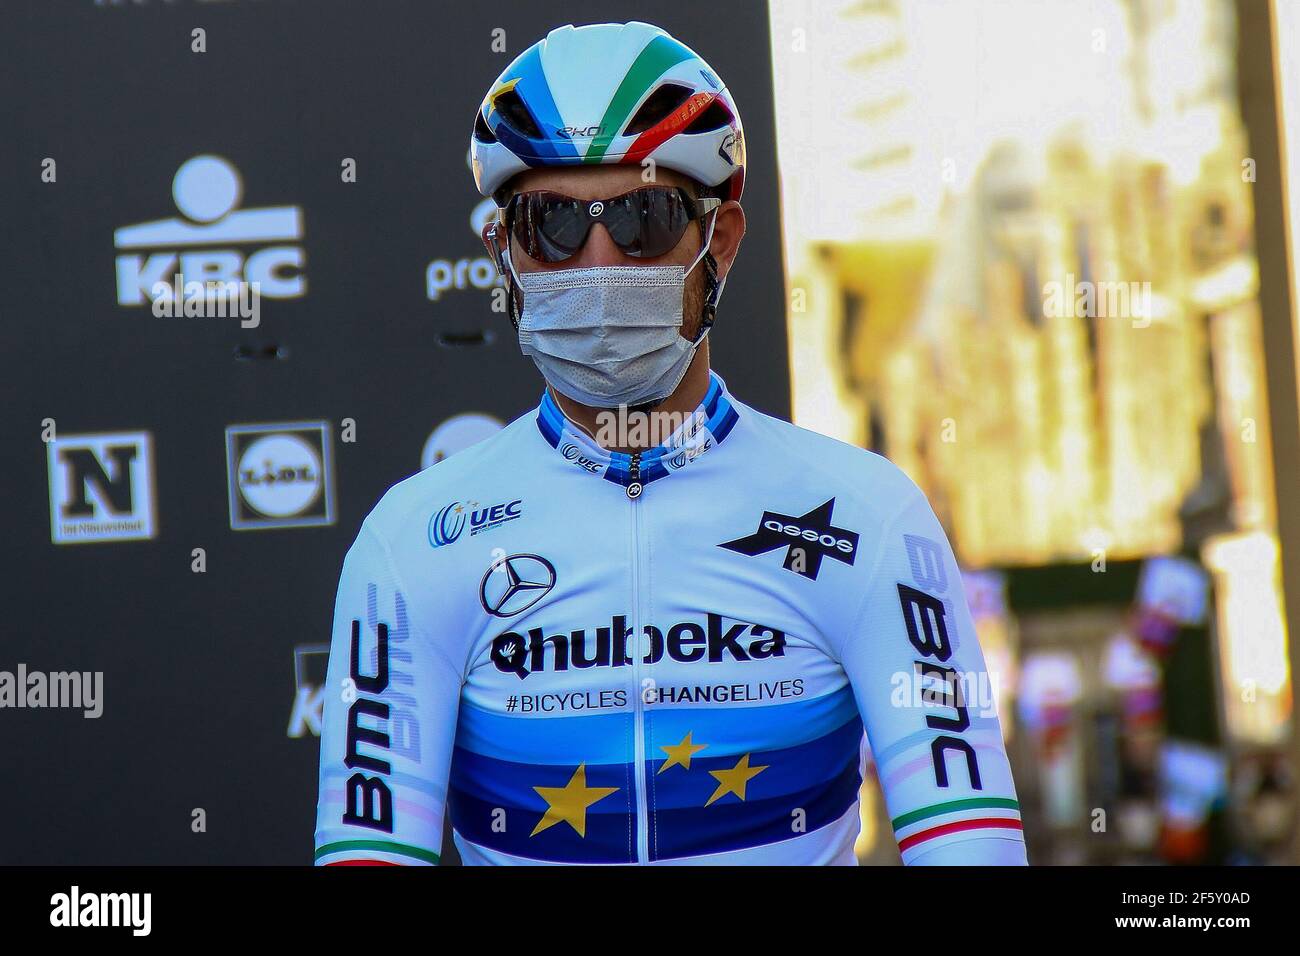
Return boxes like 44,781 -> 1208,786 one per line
606,187 -> 690,258
509,187 -> 691,262
512,192 -> 590,262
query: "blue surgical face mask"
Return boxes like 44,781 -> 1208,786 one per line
503,212 -> 725,409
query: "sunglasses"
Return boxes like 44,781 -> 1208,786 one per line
492,185 -> 721,264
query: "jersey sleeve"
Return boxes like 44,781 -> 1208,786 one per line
314,521 -> 464,865
840,481 -> 1028,865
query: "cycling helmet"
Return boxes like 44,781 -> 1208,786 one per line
470,21 -> 744,333
470,21 -> 745,207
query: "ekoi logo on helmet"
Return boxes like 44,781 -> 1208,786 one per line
555,125 -> 606,138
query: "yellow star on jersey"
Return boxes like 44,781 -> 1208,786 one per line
658,732 -> 707,774
531,764 -> 619,838
705,753 -> 769,806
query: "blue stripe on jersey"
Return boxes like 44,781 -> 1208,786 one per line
710,402 -> 739,443
700,373 -> 722,417
644,715 -> 864,860
445,693 -> 863,863
536,399 -> 564,447
453,686 -> 856,767
646,711 -> 864,809
448,750 -> 636,864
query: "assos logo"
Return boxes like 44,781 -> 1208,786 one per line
225,422 -> 335,530
719,498 -> 858,580
47,431 -> 157,544
114,154 -> 305,306
428,498 -> 523,548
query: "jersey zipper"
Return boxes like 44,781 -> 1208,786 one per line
627,451 -> 649,863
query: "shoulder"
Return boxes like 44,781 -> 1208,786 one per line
359,410 -> 541,545
730,399 -> 925,515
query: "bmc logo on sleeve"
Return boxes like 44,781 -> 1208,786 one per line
47,431 -> 157,544
895,533 -> 981,790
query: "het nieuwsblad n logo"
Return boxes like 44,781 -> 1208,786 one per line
46,431 -> 157,545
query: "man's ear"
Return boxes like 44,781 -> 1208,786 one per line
709,200 -> 746,282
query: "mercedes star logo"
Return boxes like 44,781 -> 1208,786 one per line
479,553 -> 557,618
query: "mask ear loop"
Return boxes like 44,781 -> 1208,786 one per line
489,215 -> 525,331
632,210 -> 723,414
689,208 -> 724,345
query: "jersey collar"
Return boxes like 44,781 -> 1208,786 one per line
535,370 -> 740,489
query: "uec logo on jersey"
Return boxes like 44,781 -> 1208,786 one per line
668,437 -> 712,470
560,442 -> 602,474
428,498 -> 523,548
428,501 -> 470,547
480,553 -> 556,618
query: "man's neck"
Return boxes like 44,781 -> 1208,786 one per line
548,346 -> 711,455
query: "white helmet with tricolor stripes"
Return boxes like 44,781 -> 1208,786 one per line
470,21 -> 746,207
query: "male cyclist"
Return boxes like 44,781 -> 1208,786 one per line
315,20 -> 1027,865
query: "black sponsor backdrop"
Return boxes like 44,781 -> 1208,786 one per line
2,0 -> 788,863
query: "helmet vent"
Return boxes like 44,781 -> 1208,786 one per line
683,97 -> 732,134
624,83 -> 695,136
473,111 -> 498,143
494,89 -> 544,139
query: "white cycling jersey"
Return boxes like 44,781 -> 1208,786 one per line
314,370 -> 1027,865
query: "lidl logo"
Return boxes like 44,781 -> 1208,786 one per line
225,422 -> 334,530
